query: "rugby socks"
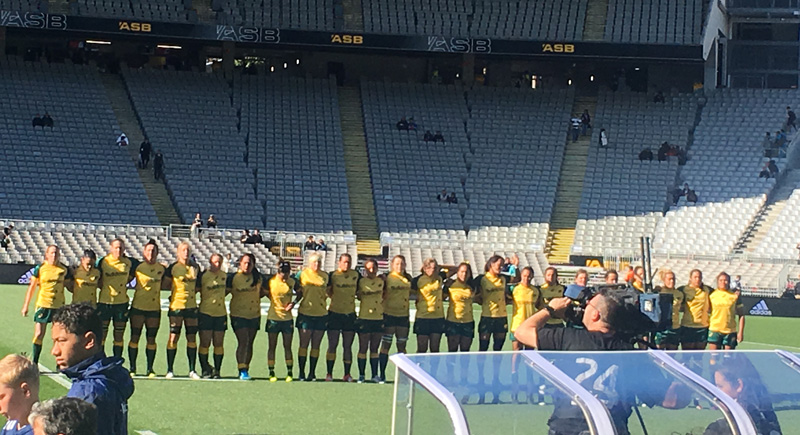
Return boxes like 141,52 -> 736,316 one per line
128,342 -> 139,373
357,353 -> 367,377
370,354 -> 379,378
187,342 -> 197,373
326,352 -> 336,376
309,349 -> 320,377
198,346 -> 210,374
285,359 -> 293,377
298,348 -> 308,378
167,343 -> 177,373
213,347 -> 224,372
344,359 -> 352,377
146,344 -> 157,373
268,360 -> 276,378
32,337 -> 43,364
479,339 -> 490,352
113,341 -> 124,359
379,352 -> 389,379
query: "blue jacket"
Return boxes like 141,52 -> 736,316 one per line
62,352 -> 134,435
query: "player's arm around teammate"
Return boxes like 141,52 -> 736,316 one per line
163,242 -> 201,379
96,239 -> 139,358
413,258 -> 446,354
295,252 -> 329,381
227,253 -> 262,380
678,269 -> 711,350
356,258 -> 385,383
509,267 -> 541,352
654,269 -> 683,350
708,272 -> 746,350
265,261 -> 298,382
69,250 -> 99,308
539,267 -> 566,329
476,255 -> 510,353
128,240 -> 166,377
21,245 -> 69,363
197,253 -> 229,379
325,253 -> 358,382
444,262 -> 476,353
378,255 -> 412,383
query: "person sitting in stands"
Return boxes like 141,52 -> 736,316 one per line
639,148 -> 653,161
304,236 -> 316,251
408,117 -> 418,131
446,192 -> 458,204
42,113 -> 54,129
433,131 -> 445,143
252,229 -> 263,244
396,117 -> 409,131
686,189 -> 698,204
424,130 -> 435,142
437,189 -> 448,202
315,239 -> 327,251
116,133 -> 128,147
32,114 -> 44,129
658,142 -> 670,161
240,230 -> 251,244
206,214 -> 217,229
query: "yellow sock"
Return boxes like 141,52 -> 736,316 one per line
146,344 -> 157,351
128,342 -> 139,349
167,343 -> 178,350
326,352 -> 336,361
310,349 -> 320,358
238,363 -> 247,370
213,347 -> 224,355
298,348 -> 308,357
32,337 -> 43,345
199,346 -> 209,355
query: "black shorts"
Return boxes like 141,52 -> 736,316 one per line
356,318 -> 384,334
383,314 -> 410,329
478,316 -> 508,334
327,311 -> 357,332
168,308 -> 198,319
266,319 -> 294,334
413,318 -> 445,336
296,313 -> 328,331
34,307 -> 56,324
198,313 -> 227,332
230,316 -> 260,331
444,320 -> 475,338
129,308 -> 161,319
97,303 -> 129,322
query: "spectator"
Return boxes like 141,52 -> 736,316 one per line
0,224 -> 13,250
759,160 -> 779,178
116,133 -> 128,147
41,113 -> 54,129
686,189 -> 698,203
191,213 -> 202,237
775,130 -> 787,148
304,236 -> 316,251
437,189 -> 448,202
206,214 -> 217,229
787,106 -> 797,132
222,253 -> 232,273
676,146 -> 687,166
653,91 -> 665,103
638,148 -> 653,161
605,269 -> 619,284
671,185 -> 685,205
423,130 -> 434,142
446,191 -> 458,204
32,114 -> 44,129
570,115 -> 581,142
599,128 -> 608,148
657,142 -> 670,161
28,397 -> 97,435
139,139 -> 152,169
396,117 -> 408,131
0,354 -> 39,435
624,266 -> 634,283
252,229 -> 263,244
315,238 -> 327,251
408,117 -> 418,131
240,230 -> 251,244
50,304 -> 133,435
731,275 -> 743,292
580,109 -> 592,136
433,131 -> 445,143
762,132 -> 774,155
153,151 -> 164,181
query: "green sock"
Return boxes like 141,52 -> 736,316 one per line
146,347 -> 157,373
167,348 -> 177,372
32,343 -> 43,364
187,346 -> 197,372
213,353 -> 224,372
128,346 -> 139,372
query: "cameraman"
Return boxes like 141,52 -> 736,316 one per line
515,288 -> 689,435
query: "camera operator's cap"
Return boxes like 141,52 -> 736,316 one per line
279,261 -> 291,272
564,284 -> 585,299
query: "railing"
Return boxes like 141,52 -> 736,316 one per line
0,218 -> 166,234
728,0 -> 800,8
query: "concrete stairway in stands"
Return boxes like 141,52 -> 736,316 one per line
341,0 -> 364,31
338,86 -> 380,255
100,73 -> 183,226
736,169 -> 800,253
546,95 -> 596,264
582,0 -> 609,41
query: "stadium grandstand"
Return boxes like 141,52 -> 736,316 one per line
3,0 -> 800,433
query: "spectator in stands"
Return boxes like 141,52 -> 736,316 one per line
396,117 -> 408,131
191,213 -> 202,237
759,160 -> 779,178
408,117 -> 418,131
0,224 -> 12,250
599,128 -> 609,148
252,229 -> 263,245
240,230 -> 251,244
671,185 -> 685,205
437,189 -> 448,202
570,115 -> 581,142
32,113 -> 44,129
304,236 -> 316,251
206,214 -> 217,229
580,109 -> 592,136
653,91 -> 665,103
315,238 -> 327,251
775,130 -> 787,148
787,106 -> 797,132
139,138 -> 152,169
658,142 -> 670,161
624,266 -> 634,283
446,191 -> 458,204
424,130 -> 435,142
41,113 -> 54,129
116,133 -> 128,147
686,188 -> 698,204
605,269 -> 618,284
731,275 -> 743,292
433,131 -> 445,143
639,148 -> 653,161
153,151 -> 164,181
222,253 -> 233,273
762,132 -> 774,155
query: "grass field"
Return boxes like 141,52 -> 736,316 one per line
2,283 -> 800,434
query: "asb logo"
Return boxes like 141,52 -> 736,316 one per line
749,299 -> 773,316
18,267 -> 35,284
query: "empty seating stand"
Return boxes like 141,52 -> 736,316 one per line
472,0 -> 586,40
0,0 -> 47,12
213,0 -> 340,30
0,57 -> 158,225
604,0 -> 704,45
69,0 -> 198,23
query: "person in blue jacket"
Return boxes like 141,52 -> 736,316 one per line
50,303 -> 134,435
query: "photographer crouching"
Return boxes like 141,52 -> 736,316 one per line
514,286 -> 690,435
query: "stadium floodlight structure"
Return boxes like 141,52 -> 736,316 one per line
391,350 -> 800,434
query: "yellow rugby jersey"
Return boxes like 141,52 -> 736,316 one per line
632,281 -> 645,293
709,289 -> 744,334
33,263 -> 69,309
97,256 -> 137,305
384,272 -> 412,317
445,281 -> 474,323
298,268 -> 329,317
198,270 -> 228,317
540,283 -> 566,325
328,269 -> 359,315
477,272 -> 507,318
656,286 -> 685,330
166,262 -> 199,310
679,285 -> 712,328
227,271 -> 263,319
414,274 -> 444,319
131,262 -> 166,311
71,267 -> 100,307
510,284 -> 542,332
357,276 -> 385,320
266,275 -> 297,321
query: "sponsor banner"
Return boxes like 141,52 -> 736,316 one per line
0,263 -> 36,284
570,255 -> 605,268
741,296 -> 800,318
0,10 -> 703,60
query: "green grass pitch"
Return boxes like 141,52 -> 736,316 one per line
1,284 -> 799,434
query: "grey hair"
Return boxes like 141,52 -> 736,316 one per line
29,397 -> 97,435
